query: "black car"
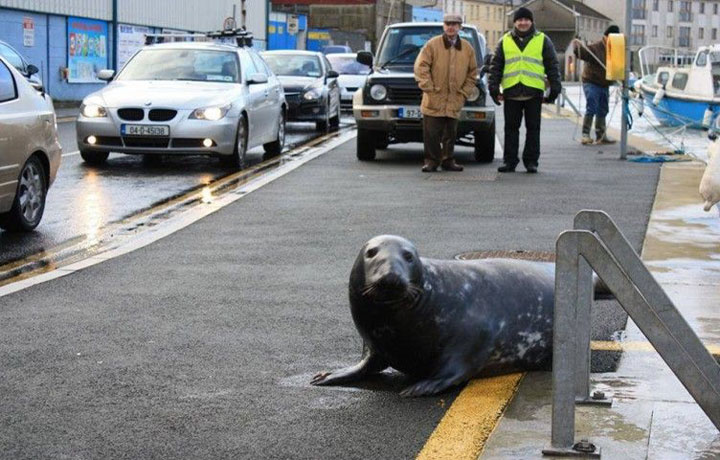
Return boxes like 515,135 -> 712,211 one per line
261,50 -> 341,132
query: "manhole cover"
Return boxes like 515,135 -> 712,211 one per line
455,249 -> 555,261
427,172 -> 498,182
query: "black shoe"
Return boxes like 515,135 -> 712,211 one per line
497,164 -> 516,173
526,165 -> 538,173
422,164 -> 438,173
441,160 -> 464,171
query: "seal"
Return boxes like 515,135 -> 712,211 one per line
311,235 -> 562,397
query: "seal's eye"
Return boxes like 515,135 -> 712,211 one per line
402,251 -> 414,262
366,247 -> 379,258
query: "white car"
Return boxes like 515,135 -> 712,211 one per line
0,56 -> 62,232
325,53 -> 370,111
76,41 -> 286,169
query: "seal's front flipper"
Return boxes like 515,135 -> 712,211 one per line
311,344 -> 388,386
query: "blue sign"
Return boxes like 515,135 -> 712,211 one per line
67,17 -> 108,83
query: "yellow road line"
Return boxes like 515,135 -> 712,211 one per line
417,373 -> 524,460
419,339 -> 720,458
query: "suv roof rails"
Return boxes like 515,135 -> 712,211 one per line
144,27 -> 254,47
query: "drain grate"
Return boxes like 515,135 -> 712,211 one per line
427,172 -> 498,182
455,249 -> 555,261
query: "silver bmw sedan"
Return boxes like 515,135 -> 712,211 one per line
76,41 -> 286,170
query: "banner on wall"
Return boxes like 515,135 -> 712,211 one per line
118,24 -> 150,70
67,17 -> 108,83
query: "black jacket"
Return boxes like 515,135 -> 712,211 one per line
488,26 -> 562,100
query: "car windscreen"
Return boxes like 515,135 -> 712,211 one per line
262,54 -> 323,77
326,55 -> 371,75
377,26 -> 480,69
116,49 -> 240,83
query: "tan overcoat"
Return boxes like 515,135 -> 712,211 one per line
414,34 -> 478,119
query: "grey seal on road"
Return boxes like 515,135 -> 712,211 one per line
311,235 -> 567,397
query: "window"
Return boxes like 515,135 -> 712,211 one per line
716,2 -> 719,14
239,51 -> 258,80
700,27 -> 705,39
680,1 -> 692,20
486,6 -> 490,19
653,0 -> 659,10
679,26 -> 691,46
653,25 -> 658,36
657,71 -> 669,86
701,1 -> 705,13
697,50 -> 709,66
0,43 -> 25,73
633,0 -> 647,18
632,24 -> 646,45
0,60 -> 17,102
668,0 -> 673,11
250,52 -> 268,76
667,25 -> 674,37
672,72 -> 689,89
714,28 -> 718,39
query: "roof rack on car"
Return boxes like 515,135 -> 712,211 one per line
144,27 -> 254,47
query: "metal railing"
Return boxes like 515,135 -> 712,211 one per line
542,210 -> 720,458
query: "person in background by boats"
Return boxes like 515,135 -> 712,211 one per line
573,25 -> 620,145
488,7 -> 562,174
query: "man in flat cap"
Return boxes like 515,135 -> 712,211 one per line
414,14 -> 478,172
488,7 -> 561,173
573,25 -> 621,145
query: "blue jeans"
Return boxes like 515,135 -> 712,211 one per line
583,83 -> 609,117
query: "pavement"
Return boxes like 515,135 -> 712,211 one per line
0,102 -> 717,458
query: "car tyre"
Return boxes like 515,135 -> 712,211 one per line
376,133 -> 390,150
316,101 -> 330,132
356,128 -> 377,161
474,119 -> 496,163
80,150 -> 109,165
0,155 -> 47,232
222,116 -> 248,170
263,110 -> 285,157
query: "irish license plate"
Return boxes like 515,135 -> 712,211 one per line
121,124 -> 170,136
398,107 -> 422,119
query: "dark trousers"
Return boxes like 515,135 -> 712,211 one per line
503,97 -> 542,168
422,115 -> 458,165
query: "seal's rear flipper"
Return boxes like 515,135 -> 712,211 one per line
593,275 -> 615,300
311,344 -> 388,386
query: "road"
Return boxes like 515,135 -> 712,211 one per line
0,116 -> 354,268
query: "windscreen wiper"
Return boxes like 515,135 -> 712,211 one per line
379,45 -> 421,69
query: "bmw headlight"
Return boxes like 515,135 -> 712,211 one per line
370,84 -> 387,101
466,86 -> 480,102
81,103 -> 107,118
303,89 -> 322,101
191,104 -> 231,121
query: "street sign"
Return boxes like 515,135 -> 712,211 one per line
23,17 -> 34,47
287,16 -> 299,35
223,17 -> 237,31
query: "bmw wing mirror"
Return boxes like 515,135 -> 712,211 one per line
97,69 -> 115,82
356,51 -> 373,68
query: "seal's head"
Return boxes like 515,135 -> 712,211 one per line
350,235 -> 424,306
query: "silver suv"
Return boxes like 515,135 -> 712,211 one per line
353,23 -> 495,162
76,39 -> 286,169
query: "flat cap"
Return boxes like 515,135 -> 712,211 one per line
443,14 -> 462,23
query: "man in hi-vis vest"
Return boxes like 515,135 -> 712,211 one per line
488,7 -> 561,173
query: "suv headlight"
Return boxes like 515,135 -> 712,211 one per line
370,84 -> 387,101
466,86 -> 480,102
303,88 -> 322,100
191,104 -> 231,121
81,103 -> 107,118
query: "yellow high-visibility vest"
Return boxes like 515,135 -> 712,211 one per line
501,32 -> 546,91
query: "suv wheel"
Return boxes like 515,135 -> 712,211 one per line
80,150 -> 109,165
357,128 -> 377,161
0,156 -> 47,232
474,119 -> 496,163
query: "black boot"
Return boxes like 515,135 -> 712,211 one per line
581,114 -> 593,145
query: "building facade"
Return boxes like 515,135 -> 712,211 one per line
463,0 -> 511,50
0,0 -> 267,101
